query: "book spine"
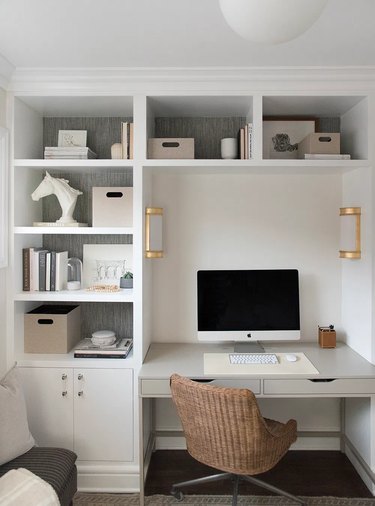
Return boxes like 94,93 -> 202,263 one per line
45,252 -> 51,291
248,123 -> 253,159
121,122 -> 128,159
22,248 -> 30,291
129,123 -> 134,159
32,249 -> 40,291
38,251 -> 47,291
50,251 -> 56,291
74,353 -> 126,359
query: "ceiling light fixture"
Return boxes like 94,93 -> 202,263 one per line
219,0 -> 329,45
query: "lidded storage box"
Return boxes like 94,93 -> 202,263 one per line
92,187 -> 133,227
298,133 -> 340,158
148,138 -> 194,159
24,304 -> 81,354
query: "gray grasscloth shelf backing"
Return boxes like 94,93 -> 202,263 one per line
43,117 -> 133,159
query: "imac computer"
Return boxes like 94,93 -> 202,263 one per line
197,269 -> 300,352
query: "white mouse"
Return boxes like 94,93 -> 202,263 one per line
285,354 -> 297,362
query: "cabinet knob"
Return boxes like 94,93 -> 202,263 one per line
77,374 -> 83,380
61,374 -> 67,380
78,391 -> 83,397
62,391 -> 67,397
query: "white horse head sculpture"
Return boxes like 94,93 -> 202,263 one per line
31,171 -> 83,224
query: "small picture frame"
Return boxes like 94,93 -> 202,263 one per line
263,117 -> 318,159
58,130 -> 87,148
83,244 -> 133,289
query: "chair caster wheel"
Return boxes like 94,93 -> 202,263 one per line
170,488 -> 184,501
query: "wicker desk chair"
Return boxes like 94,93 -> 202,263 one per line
170,374 -> 305,506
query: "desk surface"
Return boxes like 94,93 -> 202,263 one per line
139,342 -> 375,380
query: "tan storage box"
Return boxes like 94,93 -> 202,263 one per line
298,133 -> 340,158
148,138 -> 194,159
92,187 -> 133,227
24,305 -> 81,353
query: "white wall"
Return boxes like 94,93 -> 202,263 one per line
0,87 -> 7,377
150,171 -> 343,446
151,172 -> 342,342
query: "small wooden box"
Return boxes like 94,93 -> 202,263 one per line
318,327 -> 336,348
92,187 -> 133,227
148,138 -> 194,159
298,133 -> 340,158
24,305 -> 81,354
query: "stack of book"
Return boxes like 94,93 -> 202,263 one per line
121,122 -> 134,159
74,337 -> 133,359
22,248 -> 68,291
44,147 -> 98,159
303,154 -> 351,160
238,123 -> 253,159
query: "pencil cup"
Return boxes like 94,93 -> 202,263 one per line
221,138 -> 238,159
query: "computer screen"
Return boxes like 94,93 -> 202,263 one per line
197,269 -> 300,343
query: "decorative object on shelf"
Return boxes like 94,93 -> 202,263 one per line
67,257 -> 83,290
220,138 -> 238,159
298,133 -> 340,159
44,146 -> 97,159
86,284 -> 120,293
339,207 -> 361,259
318,325 -> 336,349
145,207 -> 163,259
111,143 -> 122,159
0,127 -> 9,269
24,304 -> 81,354
120,271 -> 133,289
91,330 -> 116,347
31,171 -> 88,227
58,130 -> 87,147
219,0 -> 328,44
83,243 -> 133,289
92,187 -> 133,227
263,118 -> 316,159
148,138 -> 194,159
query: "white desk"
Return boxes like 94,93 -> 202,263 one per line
138,342 -> 375,504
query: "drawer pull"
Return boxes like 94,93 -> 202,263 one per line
309,379 -> 336,383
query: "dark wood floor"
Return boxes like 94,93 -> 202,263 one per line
145,450 -> 373,498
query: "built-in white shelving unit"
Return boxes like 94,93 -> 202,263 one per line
6,79 -> 374,493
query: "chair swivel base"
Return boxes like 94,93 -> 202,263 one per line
170,471 -> 306,506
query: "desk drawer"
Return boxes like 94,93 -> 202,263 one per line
141,378 -> 261,396
208,379 -> 261,393
141,379 -> 170,396
264,378 -> 375,395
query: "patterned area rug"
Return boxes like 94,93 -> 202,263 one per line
73,493 -> 375,505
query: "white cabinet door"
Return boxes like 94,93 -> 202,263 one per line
19,367 -> 74,450
73,368 -> 133,461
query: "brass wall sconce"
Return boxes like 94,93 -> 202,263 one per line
145,207 -> 163,258
339,207 -> 361,259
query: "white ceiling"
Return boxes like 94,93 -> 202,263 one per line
0,0 -> 374,69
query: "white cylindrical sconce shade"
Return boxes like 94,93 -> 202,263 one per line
145,207 -> 163,258
339,207 -> 361,259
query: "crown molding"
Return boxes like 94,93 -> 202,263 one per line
0,53 -> 15,90
8,66 -> 375,94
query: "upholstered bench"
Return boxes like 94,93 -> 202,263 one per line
0,366 -> 78,505
0,447 -> 77,506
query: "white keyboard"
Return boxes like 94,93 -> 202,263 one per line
229,353 -> 279,365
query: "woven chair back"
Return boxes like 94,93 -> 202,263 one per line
170,373 -> 296,475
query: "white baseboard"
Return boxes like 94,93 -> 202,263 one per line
77,463 -> 140,492
344,439 -> 375,495
155,434 -> 341,451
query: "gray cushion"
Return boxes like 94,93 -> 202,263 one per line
0,366 -> 35,465
0,447 -> 77,506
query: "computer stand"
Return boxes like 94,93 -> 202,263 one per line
233,342 -> 265,353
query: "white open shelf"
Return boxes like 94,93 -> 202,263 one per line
14,288 -> 134,303
14,226 -> 134,235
